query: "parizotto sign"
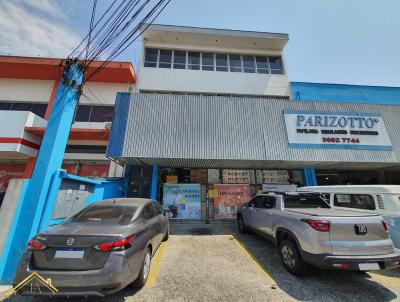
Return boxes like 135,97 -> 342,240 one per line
283,109 -> 393,150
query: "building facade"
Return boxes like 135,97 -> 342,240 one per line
105,25 -> 400,222
0,56 -> 135,205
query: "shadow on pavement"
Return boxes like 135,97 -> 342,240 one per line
225,223 -> 398,302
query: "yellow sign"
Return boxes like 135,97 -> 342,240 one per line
166,175 -> 178,183
5,272 -> 58,298
208,189 -> 219,198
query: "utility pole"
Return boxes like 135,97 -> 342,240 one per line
0,59 -> 83,284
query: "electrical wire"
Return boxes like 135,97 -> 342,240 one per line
67,0 -> 172,88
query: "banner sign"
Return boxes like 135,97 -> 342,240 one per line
163,184 -> 201,219
213,184 -> 250,219
283,109 -> 392,151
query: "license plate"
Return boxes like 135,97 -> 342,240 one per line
54,248 -> 84,259
358,263 -> 380,271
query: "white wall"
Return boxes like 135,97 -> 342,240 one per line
0,79 -> 54,103
0,79 -> 133,106
139,68 -> 290,96
137,42 -> 290,97
80,82 -> 133,105
0,111 -> 46,157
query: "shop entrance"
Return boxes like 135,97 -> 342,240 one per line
155,168 -> 302,223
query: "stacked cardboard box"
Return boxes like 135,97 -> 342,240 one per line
190,169 -> 207,184
222,169 -> 254,184
259,170 -> 290,184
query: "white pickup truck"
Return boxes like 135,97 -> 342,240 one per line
237,192 -> 400,275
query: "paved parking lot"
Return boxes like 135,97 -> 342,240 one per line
2,223 -> 400,301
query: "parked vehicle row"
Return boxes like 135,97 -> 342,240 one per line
237,191 -> 400,275
13,198 -> 170,297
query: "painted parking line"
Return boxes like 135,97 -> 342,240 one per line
232,236 -> 277,286
146,241 -> 168,287
220,225 -> 277,287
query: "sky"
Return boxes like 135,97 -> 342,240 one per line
1,0 -> 400,86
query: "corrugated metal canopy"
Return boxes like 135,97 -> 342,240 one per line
108,93 -> 400,170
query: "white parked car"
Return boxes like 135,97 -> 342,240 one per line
298,185 -> 400,249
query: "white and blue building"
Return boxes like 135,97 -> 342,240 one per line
2,24 -> 400,283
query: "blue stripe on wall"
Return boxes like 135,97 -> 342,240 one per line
291,82 -> 400,105
107,92 -> 131,157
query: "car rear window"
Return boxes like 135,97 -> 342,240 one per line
334,194 -> 375,210
284,194 -> 330,208
70,205 -> 138,225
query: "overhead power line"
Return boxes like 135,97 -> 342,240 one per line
68,0 -> 172,87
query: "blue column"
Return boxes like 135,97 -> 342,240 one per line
302,167 -> 318,186
0,60 -> 83,284
150,165 -> 159,200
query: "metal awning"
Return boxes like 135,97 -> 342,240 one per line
107,93 -> 400,170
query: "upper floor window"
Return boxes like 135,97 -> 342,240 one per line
229,54 -> 242,72
173,51 -> 186,69
159,49 -> 172,68
0,102 -> 47,118
202,53 -> 214,71
143,48 -> 284,75
188,52 -> 200,70
144,48 -> 158,67
269,57 -> 284,74
74,105 -> 114,123
243,55 -> 256,73
255,56 -> 269,74
216,54 -> 228,72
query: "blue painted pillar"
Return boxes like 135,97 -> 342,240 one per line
302,167 -> 318,186
150,165 -> 159,200
0,60 -> 83,284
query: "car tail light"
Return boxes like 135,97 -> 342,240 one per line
382,220 -> 389,233
28,239 -> 46,251
301,219 -> 330,232
93,235 -> 134,252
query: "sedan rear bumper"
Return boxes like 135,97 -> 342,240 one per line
13,251 -> 138,297
303,250 -> 400,271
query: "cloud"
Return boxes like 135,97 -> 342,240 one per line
23,0 -> 66,19
0,1 -> 81,57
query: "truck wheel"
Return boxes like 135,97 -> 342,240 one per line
132,248 -> 151,287
237,216 -> 249,234
279,239 -> 307,276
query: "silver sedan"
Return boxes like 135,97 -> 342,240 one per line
13,198 -> 169,297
